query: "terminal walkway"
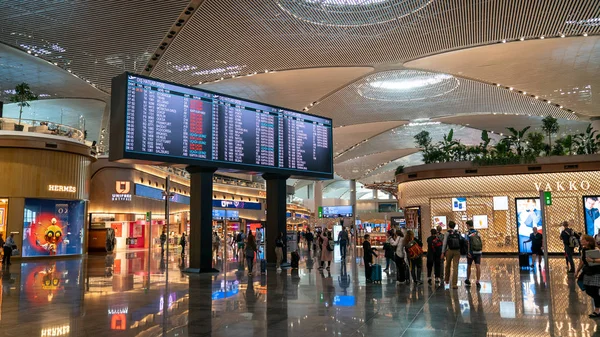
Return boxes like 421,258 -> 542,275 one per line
0,246 -> 596,336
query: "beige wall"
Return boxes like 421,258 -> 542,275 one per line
399,171 -> 600,253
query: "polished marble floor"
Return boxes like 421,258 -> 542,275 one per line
0,244 -> 597,336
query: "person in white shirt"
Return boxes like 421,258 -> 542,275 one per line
3,233 -> 15,266
390,229 -> 408,284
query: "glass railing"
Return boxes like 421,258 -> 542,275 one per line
0,117 -> 86,143
152,165 -> 265,189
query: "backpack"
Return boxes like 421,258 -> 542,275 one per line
406,240 -> 423,259
569,231 -> 580,248
470,232 -> 483,252
447,231 -> 461,250
431,236 -> 443,253
326,239 -> 334,252
236,233 -> 243,242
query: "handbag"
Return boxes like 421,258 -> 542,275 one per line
577,272 -> 586,291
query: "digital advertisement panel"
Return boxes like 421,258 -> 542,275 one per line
23,199 -> 85,257
473,215 -> 488,229
432,216 -> 447,229
452,197 -> 467,211
583,196 -> 600,235
516,198 -> 542,254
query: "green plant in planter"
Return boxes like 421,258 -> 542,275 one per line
575,124 -> 600,155
506,126 -> 530,156
395,165 -> 404,175
9,82 -> 38,130
541,115 -> 559,152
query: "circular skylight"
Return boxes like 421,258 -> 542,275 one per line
276,0 -> 434,27
357,70 -> 459,101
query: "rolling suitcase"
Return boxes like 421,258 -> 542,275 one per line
260,259 -> 267,274
371,263 -> 383,284
291,251 -> 300,269
519,243 -> 530,269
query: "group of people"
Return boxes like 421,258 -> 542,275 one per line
364,220 -> 484,289
159,230 -> 187,257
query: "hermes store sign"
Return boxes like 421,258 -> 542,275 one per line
534,180 -> 591,192
48,185 -> 76,193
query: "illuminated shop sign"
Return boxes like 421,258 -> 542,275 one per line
534,180 -> 591,192
212,209 -> 239,220
213,200 -> 262,210
134,184 -> 190,204
48,185 -> 76,193
41,324 -> 70,337
112,181 -> 132,201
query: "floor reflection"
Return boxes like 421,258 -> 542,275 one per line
0,247 -> 598,336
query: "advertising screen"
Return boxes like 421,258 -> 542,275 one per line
110,73 -> 333,179
452,197 -> 467,211
493,196 -> 509,211
432,216 -> 447,229
516,198 -> 542,254
22,199 -> 85,257
472,215 -> 488,229
583,196 -> 600,235
322,206 -> 353,218
378,203 -> 397,212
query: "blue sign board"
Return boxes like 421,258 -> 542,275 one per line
212,199 -> 261,210
212,209 -> 239,220
135,184 -> 190,205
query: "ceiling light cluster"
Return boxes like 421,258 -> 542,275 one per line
490,83 -> 578,118
358,70 -> 459,102
276,0 -> 433,27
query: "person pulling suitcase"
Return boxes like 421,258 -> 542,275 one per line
363,234 -> 378,283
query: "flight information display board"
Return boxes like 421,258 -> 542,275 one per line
110,73 -> 333,179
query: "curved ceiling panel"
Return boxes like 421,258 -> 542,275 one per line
197,67 -> 373,111
335,148 -> 420,180
335,123 -> 503,163
308,70 -> 574,127
360,152 -> 424,184
151,0 -> 599,86
0,43 -> 107,102
333,120 -> 408,156
433,114 -> 591,138
2,98 -> 105,141
405,36 -> 600,117
0,0 -> 190,91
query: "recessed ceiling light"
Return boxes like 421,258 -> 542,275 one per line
540,36 -> 545,39
583,33 -> 588,37
560,34 -> 566,38
501,39 -> 507,43
520,37 -> 525,41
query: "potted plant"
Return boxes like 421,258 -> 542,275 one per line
9,82 -> 38,131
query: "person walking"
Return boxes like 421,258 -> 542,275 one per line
305,229 -> 314,254
524,227 -> 543,267
560,221 -> 579,273
465,220 -> 483,288
363,234 -> 378,283
320,230 -> 333,271
212,231 -> 220,259
2,233 -> 15,266
576,235 -> 600,318
179,232 -> 187,257
426,228 -> 443,285
383,230 -> 396,272
275,232 -> 285,270
245,232 -> 258,276
160,230 -> 167,255
338,227 -> 349,260
404,230 -> 423,285
237,230 -> 246,261
391,229 -> 407,284
442,221 -> 462,289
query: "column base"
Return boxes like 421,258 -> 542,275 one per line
183,267 -> 220,274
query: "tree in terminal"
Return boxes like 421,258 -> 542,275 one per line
541,115 -> 559,152
9,82 -> 38,131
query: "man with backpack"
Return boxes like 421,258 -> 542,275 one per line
442,221 -> 463,289
426,228 -> 443,285
560,221 -> 579,273
465,220 -> 482,288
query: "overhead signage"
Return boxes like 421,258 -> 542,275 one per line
212,209 -> 239,220
112,181 -> 132,201
322,205 -> 353,218
212,199 -> 261,210
41,325 -> 70,337
390,216 -> 406,227
110,73 -> 333,179
48,185 -> 76,193
134,183 -> 190,204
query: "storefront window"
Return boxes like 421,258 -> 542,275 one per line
0,198 -> 7,236
22,199 -> 85,256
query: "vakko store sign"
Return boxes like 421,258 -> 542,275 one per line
534,180 -> 592,192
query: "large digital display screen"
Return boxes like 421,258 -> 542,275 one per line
110,73 -> 333,179
322,206 -> 353,218
22,199 -> 85,257
584,196 -> 600,235
516,198 -> 542,254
